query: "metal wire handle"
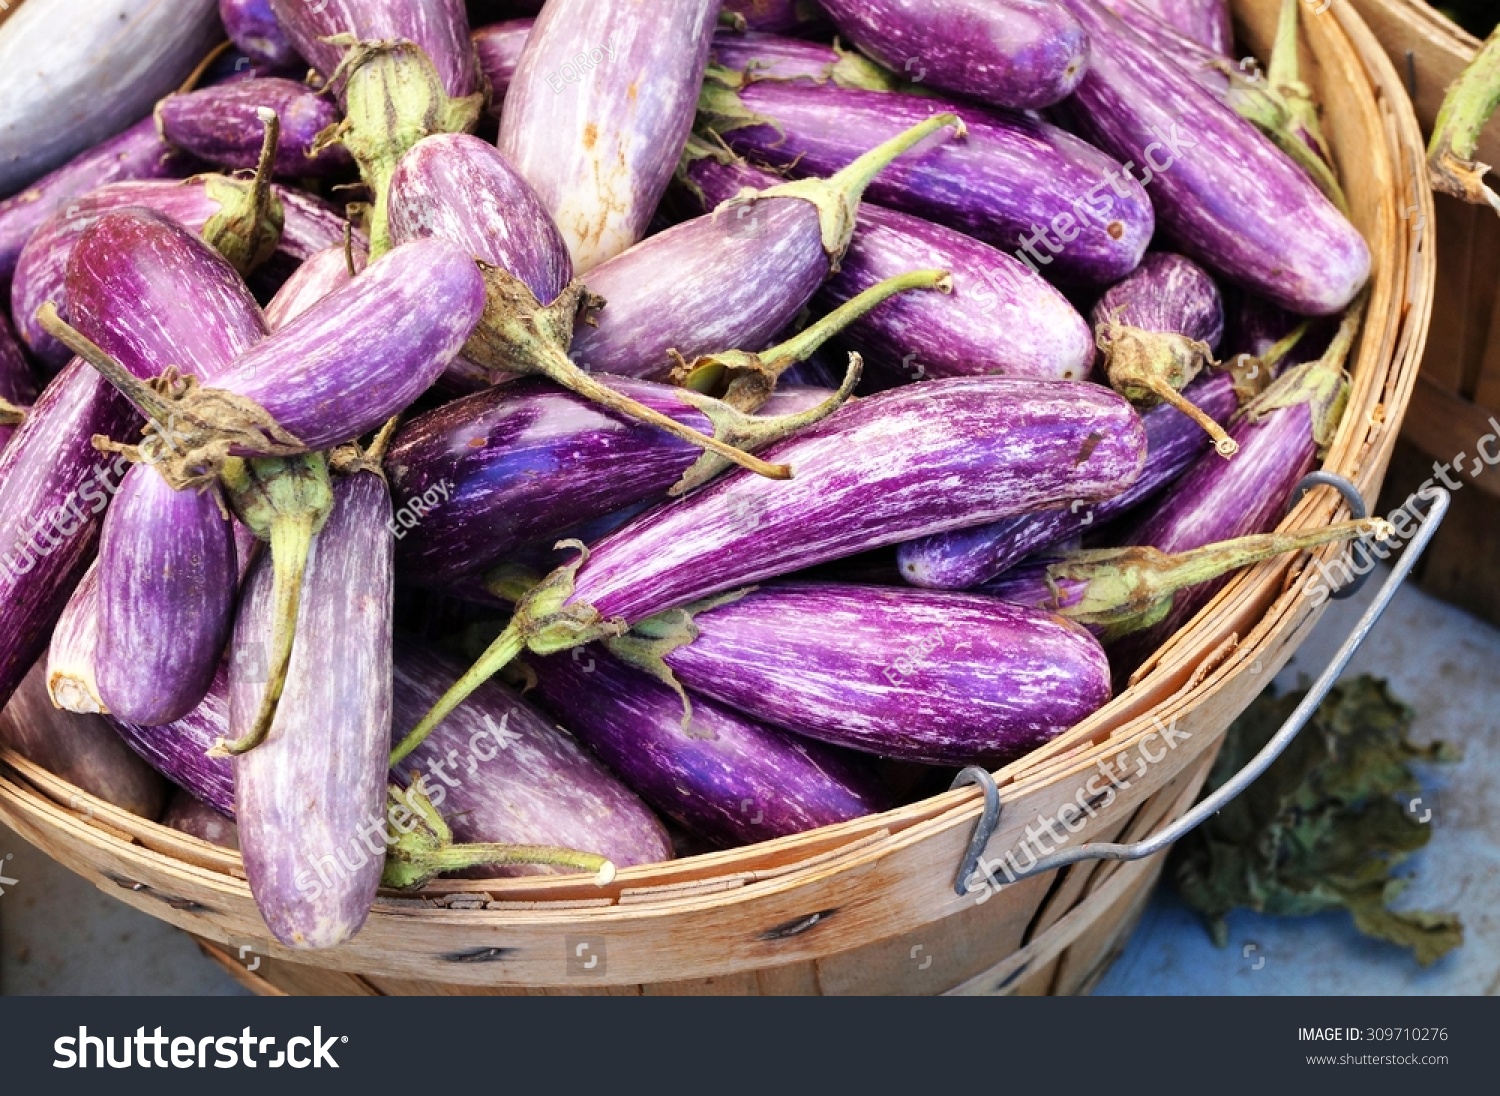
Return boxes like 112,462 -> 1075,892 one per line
951,484 -> 1450,897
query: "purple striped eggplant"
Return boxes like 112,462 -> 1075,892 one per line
569,114 -> 963,381
389,640 -> 672,876
230,465 -> 393,948
680,150 -> 1093,384
0,317 -> 35,454
723,0 -> 827,33
0,658 -> 168,819
473,19 -> 533,115
13,178 -> 347,368
818,0 -> 1087,110
162,789 -> 240,849
497,0 -> 720,272
109,667 -> 236,817
622,582 -> 1110,765
707,30 -> 901,90
1092,252 -> 1235,455
396,376 -> 1147,754
387,373 -> 853,588
220,0 -> 301,69
529,645 -> 890,847
898,371 -> 1240,589
0,116 -> 193,283
47,562 -> 103,714
1130,0 -> 1233,56
386,131 -> 812,478
156,78 -> 351,178
262,244 -> 368,331
703,79 -> 1154,285
1050,0 -> 1367,314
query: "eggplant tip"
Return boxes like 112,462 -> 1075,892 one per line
595,861 -> 617,886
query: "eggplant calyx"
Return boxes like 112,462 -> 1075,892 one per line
1098,319 -> 1237,458
201,109 -> 287,274
464,264 -> 793,481
749,112 -> 966,268
669,353 -> 862,496
1225,319 -> 1312,404
0,398 -> 26,426
696,66 -> 784,142
1242,292 -> 1364,454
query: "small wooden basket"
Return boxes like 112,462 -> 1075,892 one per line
0,0 -> 1435,995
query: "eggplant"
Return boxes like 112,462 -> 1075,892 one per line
161,789 -> 240,849
109,666 -> 236,817
13,177 -> 348,368
390,641 -> 673,874
396,376 -> 1147,753
472,19 -> 532,115
155,78 -> 352,177
707,30 -> 902,90
0,658 -> 168,819
722,0 -> 827,33
702,79 -> 1154,285
0,116 -> 193,283
680,150 -> 1093,384
1131,0 -> 1233,56
220,0 -> 301,69
898,371 -> 1239,589
0,0 -> 221,195
569,115 -> 963,381
1050,0 -> 1368,315
262,244 -> 368,331
497,0 -> 721,272
1092,251 -> 1235,454
621,582 -> 1110,765
817,0 -> 1087,110
0,316 -> 35,454
528,645 -> 891,847
47,563 -> 104,714
228,464 -> 393,949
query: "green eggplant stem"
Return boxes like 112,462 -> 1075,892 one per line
405,843 -> 615,881
36,304 -> 179,425
0,398 -> 27,426
1427,25 -> 1500,214
201,108 -> 286,275
389,623 -> 526,767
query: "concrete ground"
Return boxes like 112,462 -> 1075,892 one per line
1,563 -> 1495,995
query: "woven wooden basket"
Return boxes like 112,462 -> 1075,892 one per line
0,0 -> 1434,995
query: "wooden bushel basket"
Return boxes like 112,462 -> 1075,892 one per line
0,0 -> 1434,995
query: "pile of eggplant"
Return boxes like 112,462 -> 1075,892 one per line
0,0 -> 1389,950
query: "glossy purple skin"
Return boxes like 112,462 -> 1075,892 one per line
568,195 -> 827,380
0,317 -> 36,454
715,82 -> 1154,285
109,666 -> 236,817
1051,0 -> 1369,315
660,583 -> 1111,765
262,245 -> 367,331
231,471 -> 394,949
391,641 -> 674,874
897,371 -> 1239,589
0,658 -> 168,819
684,154 -> 1093,384
96,470 -> 237,726
1097,0 -> 1228,88
472,19 -> 532,115
13,178 -> 347,367
220,0 -> 302,69
162,789 -> 239,849
724,0 -> 827,33
530,646 -> 890,848
387,132 -> 572,308
562,377 -> 1147,626
982,558 -> 1090,616
0,116 -> 193,282
819,0 -> 1087,110
156,78 -> 351,178
498,0 -> 720,272
267,0 -> 479,101
1131,0 -> 1233,56
708,30 -> 893,85
1092,251 -> 1224,348
211,238 -> 487,454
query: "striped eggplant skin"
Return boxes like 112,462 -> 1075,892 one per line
231,470 -> 394,949
391,641 -> 674,874
657,583 -> 1112,765
0,116 -> 193,283
95,469 -> 237,726
723,0 -> 828,33
0,316 -> 35,454
1130,0 -> 1233,56
220,0 -> 302,69
47,562 -> 105,714
162,789 -> 240,849
1096,0 -> 1229,88
109,666 -> 236,818
210,238 -> 487,455
707,30 -> 901,88
12,179 -> 346,368
710,82 -> 1154,285
0,0 -> 221,196
529,646 -> 891,848
472,19 -> 533,115
681,153 -> 1093,384
262,245 -> 368,331
267,0 -> 480,101
566,193 -> 827,380
1050,0 -> 1369,315
497,0 -> 720,272
897,371 -> 1239,590
561,377 -> 1147,627
1091,251 -> 1224,350
0,658 -> 168,819
817,0 -> 1088,110
155,78 -> 352,178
